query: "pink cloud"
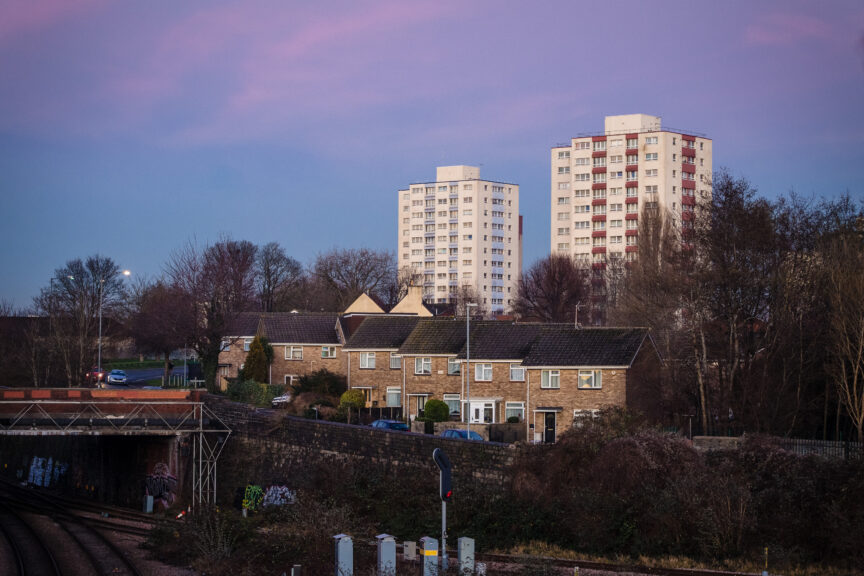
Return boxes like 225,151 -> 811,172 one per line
744,12 -> 833,46
0,0 -> 105,41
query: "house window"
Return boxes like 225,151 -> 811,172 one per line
578,369 -> 602,389
243,339 -> 252,352
284,374 -> 298,386
386,387 -> 401,408
415,357 -> 432,375
447,358 -> 460,375
390,353 -> 401,370
645,136 -> 658,144
360,352 -> 376,369
541,370 -> 560,389
220,340 -> 231,352
321,346 -> 336,358
505,402 -> 525,421
475,364 -> 492,381
510,364 -> 525,381
645,153 -> 658,161
444,394 -> 461,415
286,346 -> 303,360
573,409 -> 599,427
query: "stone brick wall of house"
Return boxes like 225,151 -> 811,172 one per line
402,356 -> 463,417
527,368 -> 627,438
205,396 -> 519,502
218,342 -> 346,388
347,350 -> 402,406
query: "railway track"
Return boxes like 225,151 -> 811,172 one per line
0,479 -> 146,576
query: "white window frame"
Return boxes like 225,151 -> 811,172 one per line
284,374 -> 298,386
359,352 -> 376,369
475,364 -> 492,381
443,393 -> 461,415
286,346 -> 303,360
505,401 -> 525,421
386,386 -> 401,408
321,346 -> 336,359
447,358 -> 461,375
390,353 -> 401,370
415,357 -> 432,375
243,338 -> 252,352
220,340 -> 231,352
578,369 -> 603,389
541,370 -> 560,389
510,364 -> 525,382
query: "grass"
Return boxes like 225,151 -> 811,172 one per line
104,358 -> 166,370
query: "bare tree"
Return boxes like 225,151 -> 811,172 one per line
256,242 -> 303,312
450,283 -> 487,318
166,237 -> 257,391
34,255 -> 125,386
312,248 -> 396,311
379,266 -> 422,311
513,254 -> 590,323
825,231 -> 864,442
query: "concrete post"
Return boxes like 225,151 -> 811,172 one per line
376,534 -> 396,576
420,536 -> 438,576
333,534 -> 353,576
458,537 -> 475,574
403,540 -> 417,562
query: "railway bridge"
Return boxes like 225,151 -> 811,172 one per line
0,388 -> 230,507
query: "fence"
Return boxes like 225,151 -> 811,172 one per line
775,437 -> 863,460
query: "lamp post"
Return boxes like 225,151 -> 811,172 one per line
465,302 -> 477,434
97,269 -> 130,379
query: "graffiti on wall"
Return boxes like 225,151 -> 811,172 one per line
240,483 -> 295,512
145,462 -> 177,508
28,456 -> 68,488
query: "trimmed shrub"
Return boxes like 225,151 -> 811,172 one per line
423,399 -> 450,422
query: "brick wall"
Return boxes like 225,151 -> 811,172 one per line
346,350 -> 402,406
206,396 -> 519,502
218,342 -> 346,387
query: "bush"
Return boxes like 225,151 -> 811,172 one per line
339,389 -> 366,423
292,369 -> 347,396
226,379 -> 270,406
423,399 -> 450,422
507,416 -> 520,424
241,336 -> 270,383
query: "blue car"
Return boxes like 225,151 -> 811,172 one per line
371,419 -> 410,431
441,429 -> 483,441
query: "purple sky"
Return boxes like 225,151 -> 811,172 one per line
2,0 -> 863,308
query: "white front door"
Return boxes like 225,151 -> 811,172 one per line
469,401 -> 494,424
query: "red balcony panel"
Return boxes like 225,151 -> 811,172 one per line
625,213 -> 638,221
626,229 -> 638,236
681,134 -> 696,142
625,164 -> 638,172
591,198 -> 607,206
625,196 -> 639,204
592,166 -> 607,174
592,247 -> 607,254
592,230 -> 606,238
591,214 -> 607,222
682,211 -> 694,221
626,147 -> 639,155
625,133 -> 638,140
682,179 -> 696,190
592,262 -> 607,270
682,147 -> 696,158
627,180 -> 638,188
625,245 -> 639,253
682,195 -> 696,205
592,183 -> 607,190
681,163 -> 696,174
592,150 -> 607,158
592,135 -> 607,142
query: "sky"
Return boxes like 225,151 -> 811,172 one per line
1,0 -> 863,309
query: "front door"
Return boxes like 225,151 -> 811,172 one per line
544,412 -> 556,443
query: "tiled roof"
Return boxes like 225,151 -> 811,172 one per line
521,327 -> 649,367
344,316 -> 422,350
224,313 -> 262,337
398,319 -> 471,355
454,322 -> 545,360
260,313 -> 340,344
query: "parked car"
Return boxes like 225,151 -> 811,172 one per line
85,366 -> 105,386
107,369 -> 128,385
441,429 -> 484,441
371,419 -> 410,431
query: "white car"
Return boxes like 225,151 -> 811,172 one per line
107,370 -> 128,385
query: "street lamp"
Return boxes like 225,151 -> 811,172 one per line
98,269 -> 131,378
465,302 -> 477,435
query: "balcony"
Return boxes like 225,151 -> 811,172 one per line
626,229 -> 638,236
682,179 -> 696,190
625,213 -> 638,220
682,195 -> 696,206
592,230 -> 606,238
592,262 -> 606,270
682,211 -> 694,221
625,164 -> 638,172
626,180 -> 638,188
625,245 -> 638,253
625,196 -> 639,204
682,147 -> 696,158
626,148 -> 639,156
591,183 -> 607,190
591,198 -> 607,206
591,214 -> 607,222
592,166 -> 607,174
592,247 -> 607,254
681,163 -> 696,174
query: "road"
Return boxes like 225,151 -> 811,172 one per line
103,366 -> 189,388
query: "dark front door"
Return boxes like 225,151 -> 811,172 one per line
544,412 -> 556,443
